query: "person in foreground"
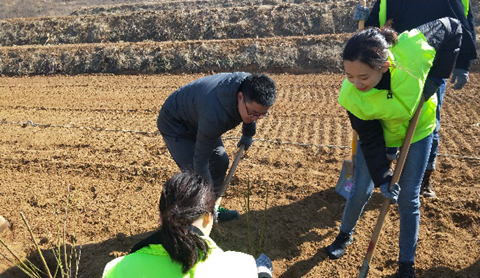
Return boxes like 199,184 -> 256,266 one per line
326,18 -> 462,277
102,172 -> 273,278
157,72 -> 277,222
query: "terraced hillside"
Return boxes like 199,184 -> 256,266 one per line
0,4 -> 356,46
0,0 -> 478,76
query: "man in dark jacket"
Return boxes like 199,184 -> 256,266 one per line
361,0 -> 477,198
157,72 -> 277,222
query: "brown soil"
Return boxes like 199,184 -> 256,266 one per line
0,73 -> 478,277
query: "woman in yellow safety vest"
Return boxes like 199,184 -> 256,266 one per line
103,172 -> 273,278
326,17 -> 462,278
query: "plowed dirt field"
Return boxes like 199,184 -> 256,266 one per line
1,73 -> 479,277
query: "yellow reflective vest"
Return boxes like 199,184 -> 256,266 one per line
102,235 -> 258,278
338,29 -> 437,147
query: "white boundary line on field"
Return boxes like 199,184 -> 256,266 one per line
2,119 -> 480,161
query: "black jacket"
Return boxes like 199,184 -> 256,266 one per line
157,72 -> 255,183
365,0 -> 476,71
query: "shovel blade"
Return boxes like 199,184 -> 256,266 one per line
335,159 -> 354,200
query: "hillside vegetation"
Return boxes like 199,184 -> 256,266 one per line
0,4 -> 357,47
0,0 -> 478,76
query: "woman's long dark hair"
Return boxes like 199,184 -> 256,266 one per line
343,25 -> 399,70
159,172 -> 216,273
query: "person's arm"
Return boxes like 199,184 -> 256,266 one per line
452,0 -> 477,71
364,0 -> 380,28
238,122 -> 256,150
347,111 -> 391,187
417,17 -> 463,79
194,120 -> 223,185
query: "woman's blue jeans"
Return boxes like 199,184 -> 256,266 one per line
340,133 -> 433,263
427,80 -> 446,170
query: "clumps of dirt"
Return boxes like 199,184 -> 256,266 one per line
70,0 -> 345,16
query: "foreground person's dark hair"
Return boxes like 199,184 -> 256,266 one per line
159,172 -> 216,273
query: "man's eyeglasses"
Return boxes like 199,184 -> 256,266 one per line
243,98 -> 269,119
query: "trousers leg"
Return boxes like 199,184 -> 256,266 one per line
340,143 -> 375,235
427,80 -> 446,170
397,133 -> 432,263
209,138 -> 230,197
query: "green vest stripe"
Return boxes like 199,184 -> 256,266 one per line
462,0 -> 469,18
379,0 -> 387,27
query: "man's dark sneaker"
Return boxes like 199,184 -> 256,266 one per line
398,262 -> 415,278
326,230 -> 353,259
216,206 -> 239,223
420,170 -> 437,198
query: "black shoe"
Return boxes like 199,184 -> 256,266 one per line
420,170 -> 437,198
326,230 -> 353,259
216,206 -> 239,223
398,262 -> 415,278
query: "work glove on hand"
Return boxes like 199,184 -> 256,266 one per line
422,78 -> 441,101
353,4 -> 370,21
256,253 -> 273,278
238,135 -> 253,151
450,68 -> 469,90
380,182 -> 401,204
385,147 -> 399,161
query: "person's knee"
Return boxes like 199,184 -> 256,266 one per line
212,146 -> 229,171
349,190 -> 372,206
397,194 -> 420,212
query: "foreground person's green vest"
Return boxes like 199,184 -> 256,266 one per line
102,236 -> 257,278
338,29 -> 437,147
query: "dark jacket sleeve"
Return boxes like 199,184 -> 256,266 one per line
347,111 -> 391,187
365,0 -> 381,28
416,17 -> 463,79
242,122 -> 256,137
454,0 -> 477,70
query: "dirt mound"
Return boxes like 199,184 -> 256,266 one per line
0,3 -> 356,47
71,0 -> 343,16
0,34 -> 349,75
1,33 -> 479,76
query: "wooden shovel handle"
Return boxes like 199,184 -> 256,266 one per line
223,144 -> 245,188
359,97 -> 425,277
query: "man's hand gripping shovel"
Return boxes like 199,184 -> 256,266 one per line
358,98 -> 425,278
